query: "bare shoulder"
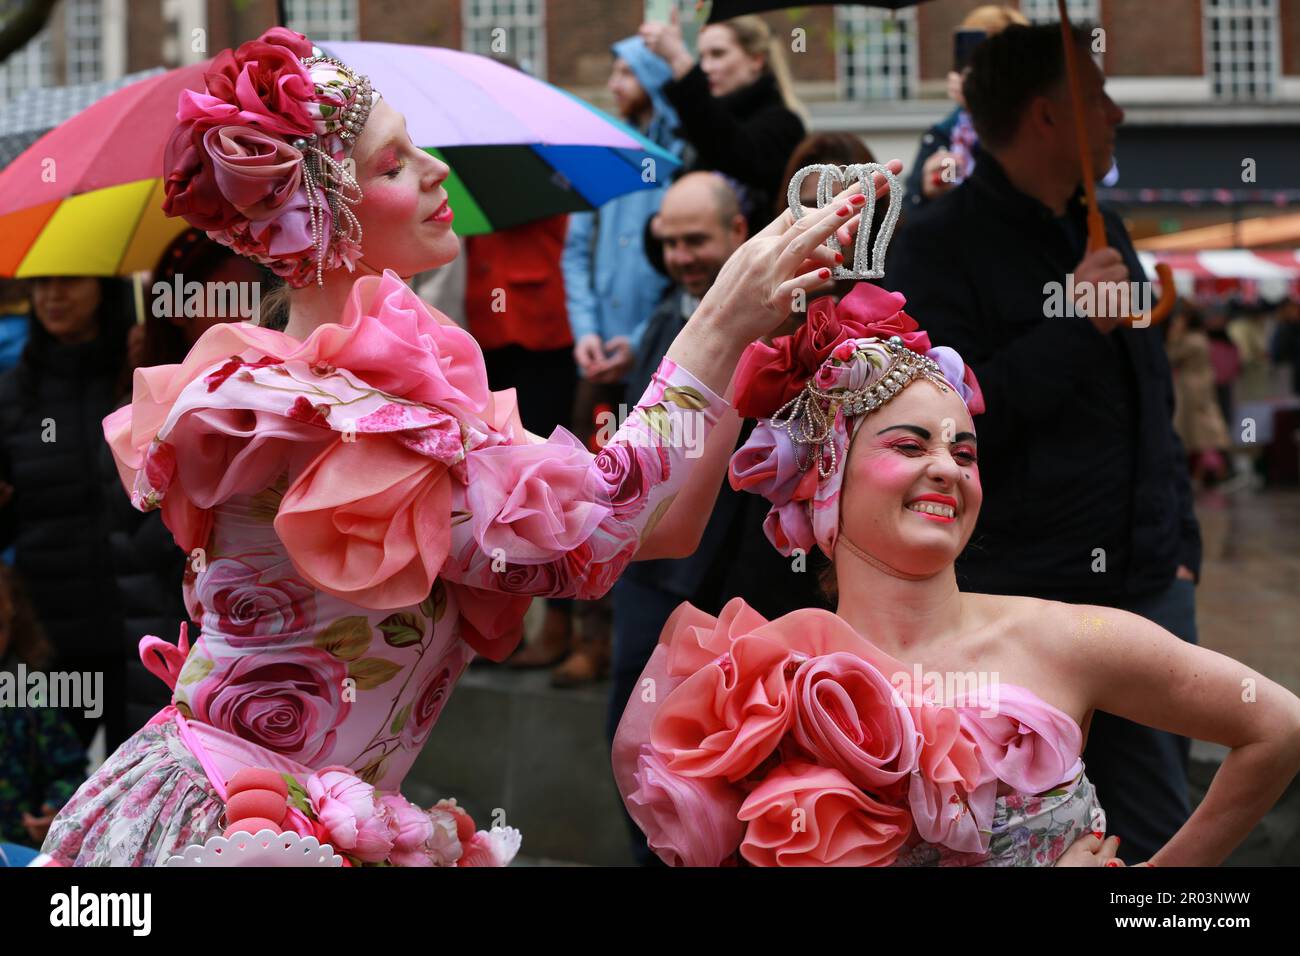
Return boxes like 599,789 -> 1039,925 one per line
959,592 -> 1147,660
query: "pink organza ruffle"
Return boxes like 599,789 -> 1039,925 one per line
104,270 -> 527,623
611,598 -> 1086,867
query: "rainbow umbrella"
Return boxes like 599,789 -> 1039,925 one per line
0,42 -> 678,278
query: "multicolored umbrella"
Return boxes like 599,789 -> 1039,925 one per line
0,42 -> 678,277
0,66 -> 166,170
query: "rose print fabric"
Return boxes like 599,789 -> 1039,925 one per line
43,270 -> 724,865
611,599 -> 1100,867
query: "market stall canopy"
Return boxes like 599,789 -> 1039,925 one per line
1138,249 -> 1300,304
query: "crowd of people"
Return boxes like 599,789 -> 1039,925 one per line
1,8 -> 1298,868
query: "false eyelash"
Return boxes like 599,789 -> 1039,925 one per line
384,160 -> 405,179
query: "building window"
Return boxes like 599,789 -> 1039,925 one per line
0,27 -> 52,103
284,0 -> 360,42
65,0 -> 104,84
462,0 -> 546,78
1020,0 -> 1102,24
836,7 -> 916,101
1204,0 -> 1278,100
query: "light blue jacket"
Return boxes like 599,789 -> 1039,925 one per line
562,38 -> 683,356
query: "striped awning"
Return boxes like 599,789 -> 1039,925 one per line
1138,249 -> 1300,303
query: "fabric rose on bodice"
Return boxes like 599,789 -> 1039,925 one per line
650,631 -> 800,782
738,761 -> 911,866
627,746 -> 745,867
905,700 -> 996,854
789,652 -> 919,796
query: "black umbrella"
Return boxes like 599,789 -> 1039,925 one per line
706,0 -> 929,23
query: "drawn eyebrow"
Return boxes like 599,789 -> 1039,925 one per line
876,424 -> 930,439
876,425 -> 978,444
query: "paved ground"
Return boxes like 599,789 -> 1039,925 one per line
1187,485 -> 1300,865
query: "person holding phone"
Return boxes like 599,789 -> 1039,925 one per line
904,5 -> 1027,210
640,10 -> 806,234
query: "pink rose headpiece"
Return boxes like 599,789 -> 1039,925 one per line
729,283 -> 985,558
162,27 -> 381,289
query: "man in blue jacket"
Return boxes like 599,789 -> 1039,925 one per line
886,24 -> 1201,865
529,38 -> 683,684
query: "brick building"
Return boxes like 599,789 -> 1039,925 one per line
2,0 -> 1297,235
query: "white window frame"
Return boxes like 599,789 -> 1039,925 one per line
835,6 -> 917,102
1020,0 -> 1102,25
461,0 -> 547,79
0,26 -> 53,104
1018,0 -> 1104,69
284,0 -> 360,43
1203,0 -> 1279,101
65,0 -> 105,85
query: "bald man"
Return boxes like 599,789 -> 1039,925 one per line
606,171 -> 748,863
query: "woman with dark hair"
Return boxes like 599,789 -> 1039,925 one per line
0,274 -> 133,752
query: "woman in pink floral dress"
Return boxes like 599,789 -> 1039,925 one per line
41,28 -> 892,866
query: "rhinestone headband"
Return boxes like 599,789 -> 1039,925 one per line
294,53 -> 376,287
301,53 -> 375,145
786,162 -> 903,280
770,335 -> 951,479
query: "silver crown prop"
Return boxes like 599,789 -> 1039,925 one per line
786,162 -> 903,280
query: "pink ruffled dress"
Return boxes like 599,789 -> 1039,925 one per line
611,599 -> 1103,867
42,270 -> 726,866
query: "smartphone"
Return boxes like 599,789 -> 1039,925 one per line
953,29 -> 987,72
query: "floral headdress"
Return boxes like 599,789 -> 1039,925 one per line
729,283 -> 985,558
162,27 -> 380,288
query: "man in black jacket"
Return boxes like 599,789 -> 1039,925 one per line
886,24 -> 1201,864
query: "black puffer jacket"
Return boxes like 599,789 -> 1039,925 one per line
97,416 -> 191,736
663,66 -> 805,228
0,311 -> 131,746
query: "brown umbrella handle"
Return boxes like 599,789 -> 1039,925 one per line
1145,263 -> 1176,326
1057,0 -> 1174,325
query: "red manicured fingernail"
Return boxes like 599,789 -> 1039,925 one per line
1115,836 -> 1121,846
819,268 -> 831,278
834,252 -> 844,263
1092,831 -> 1103,840
1105,860 -> 1121,867
850,194 -> 867,205
836,205 -> 851,216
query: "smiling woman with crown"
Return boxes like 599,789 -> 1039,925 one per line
610,166 -> 1300,867
38,27 -> 902,867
